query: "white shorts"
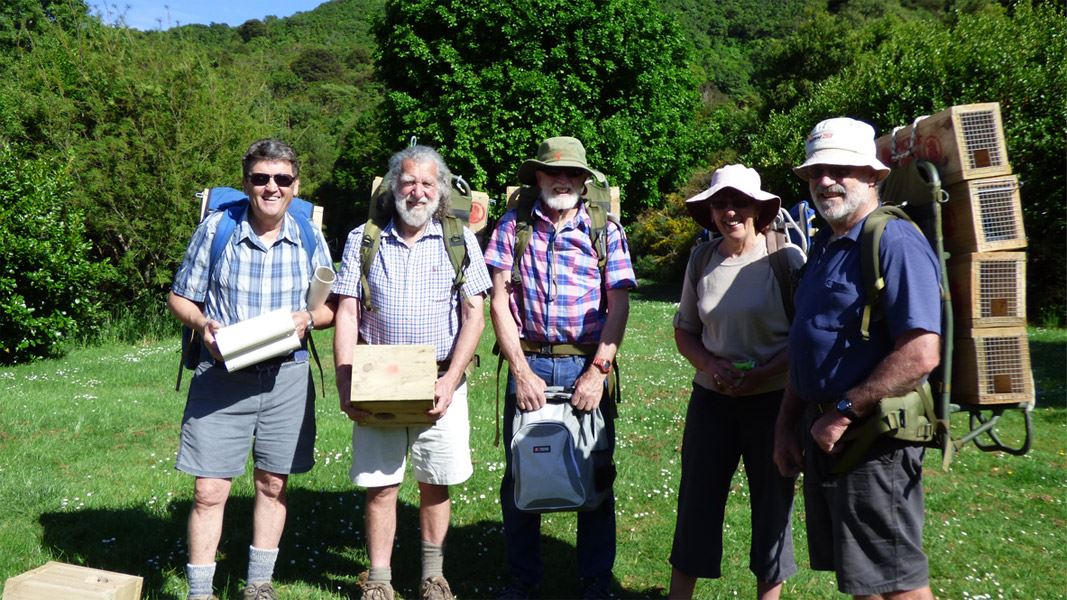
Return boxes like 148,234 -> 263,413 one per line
350,380 -> 473,488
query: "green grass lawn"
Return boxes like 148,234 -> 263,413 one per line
0,290 -> 1064,599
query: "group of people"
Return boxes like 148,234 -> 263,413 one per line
168,116 -> 942,600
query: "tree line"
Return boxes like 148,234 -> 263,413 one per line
0,0 -> 1062,363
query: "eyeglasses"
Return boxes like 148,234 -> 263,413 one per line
709,198 -> 753,210
540,166 -> 587,178
248,173 -> 296,187
805,165 -> 854,181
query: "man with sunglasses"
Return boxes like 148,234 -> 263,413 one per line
332,145 -> 492,600
168,139 -> 334,600
773,118 -> 940,600
485,136 -> 636,599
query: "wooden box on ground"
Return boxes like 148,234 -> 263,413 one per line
3,561 -> 142,600
952,326 -> 1034,405
875,102 -> 1011,185
942,175 -> 1027,254
351,344 -> 436,426
949,252 -> 1027,328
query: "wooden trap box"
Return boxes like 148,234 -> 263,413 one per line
952,326 -> 1034,405
942,175 -> 1027,254
949,252 -> 1027,329
3,561 -> 142,600
875,102 -> 1011,186
351,344 -> 436,425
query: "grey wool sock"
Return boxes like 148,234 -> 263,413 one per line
247,546 -> 279,585
422,540 -> 445,580
186,562 -> 216,598
368,565 -> 392,583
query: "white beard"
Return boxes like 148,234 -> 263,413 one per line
394,192 -> 439,229
814,183 -> 865,226
542,191 -> 580,212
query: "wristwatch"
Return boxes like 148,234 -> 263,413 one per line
836,397 -> 860,421
306,312 -> 315,332
592,357 -> 612,374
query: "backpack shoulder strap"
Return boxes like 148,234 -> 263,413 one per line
359,221 -> 384,312
765,230 -> 795,322
586,202 -> 609,275
208,201 -> 247,279
510,190 -> 536,287
859,205 -> 915,340
442,215 -> 470,299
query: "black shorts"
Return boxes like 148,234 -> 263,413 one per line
804,426 -> 929,595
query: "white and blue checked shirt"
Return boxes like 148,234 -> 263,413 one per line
172,210 -> 333,326
333,219 -> 492,362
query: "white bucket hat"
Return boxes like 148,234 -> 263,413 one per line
685,164 -> 781,233
794,117 -> 890,181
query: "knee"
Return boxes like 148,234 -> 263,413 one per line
193,478 -> 230,510
254,471 -> 288,502
367,485 -> 399,507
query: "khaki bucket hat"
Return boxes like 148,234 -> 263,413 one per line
517,136 -> 601,186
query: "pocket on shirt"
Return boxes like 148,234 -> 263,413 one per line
810,279 -> 861,332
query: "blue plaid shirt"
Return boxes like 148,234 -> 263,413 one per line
332,219 -> 492,362
172,210 -> 333,326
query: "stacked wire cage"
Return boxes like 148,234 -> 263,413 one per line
877,102 -> 1033,406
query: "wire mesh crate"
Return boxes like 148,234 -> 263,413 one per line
942,174 -> 1027,253
949,252 -> 1027,328
952,326 -> 1034,405
875,102 -> 1011,185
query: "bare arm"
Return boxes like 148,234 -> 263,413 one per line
431,293 -> 486,418
571,288 -> 629,412
168,291 -> 223,362
810,329 -> 940,454
332,295 -> 368,422
489,267 -> 547,411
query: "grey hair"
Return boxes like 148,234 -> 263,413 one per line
386,145 -> 453,219
243,139 -> 300,178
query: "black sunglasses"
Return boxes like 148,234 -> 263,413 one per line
709,198 -> 753,210
248,173 -> 296,187
540,166 -> 587,178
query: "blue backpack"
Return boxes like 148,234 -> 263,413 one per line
175,187 -> 323,390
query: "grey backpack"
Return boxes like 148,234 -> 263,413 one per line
511,387 -> 614,513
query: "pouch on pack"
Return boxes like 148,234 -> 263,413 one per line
511,387 -> 615,513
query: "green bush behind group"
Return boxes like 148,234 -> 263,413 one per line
1,0 -> 1063,363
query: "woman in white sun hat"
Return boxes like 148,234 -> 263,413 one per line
667,164 -> 805,600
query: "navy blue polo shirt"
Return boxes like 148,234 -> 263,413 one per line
788,214 -> 941,404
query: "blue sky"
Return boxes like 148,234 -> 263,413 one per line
89,1 -> 329,30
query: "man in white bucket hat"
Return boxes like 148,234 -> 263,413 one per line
774,117 -> 941,599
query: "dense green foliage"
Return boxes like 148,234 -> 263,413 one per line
358,0 -> 703,216
0,145 -> 112,363
0,0 -> 1063,358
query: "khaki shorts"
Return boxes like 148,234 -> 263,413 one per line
350,380 -> 472,488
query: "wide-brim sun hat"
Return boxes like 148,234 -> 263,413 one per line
685,164 -> 781,234
794,117 -> 890,181
517,136 -> 601,186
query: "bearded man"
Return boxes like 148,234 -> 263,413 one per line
332,145 -> 492,600
485,136 -> 636,599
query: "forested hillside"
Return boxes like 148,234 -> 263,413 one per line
0,0 -> 1063,362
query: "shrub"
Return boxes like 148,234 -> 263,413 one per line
0,145 -> 113,363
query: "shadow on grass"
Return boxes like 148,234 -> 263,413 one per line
38,488 -> 664,599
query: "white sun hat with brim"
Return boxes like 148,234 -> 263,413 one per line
794,117 -> 890,181
685,164 -> 781,234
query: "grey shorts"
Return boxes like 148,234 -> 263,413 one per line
176,357 -> 316,478
804,427 -> 929,595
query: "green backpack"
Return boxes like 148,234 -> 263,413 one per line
358,175 -> 475,312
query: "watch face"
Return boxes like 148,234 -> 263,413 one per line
594,358 -> 611,374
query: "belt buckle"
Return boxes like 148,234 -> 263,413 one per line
538,343 -> 553,356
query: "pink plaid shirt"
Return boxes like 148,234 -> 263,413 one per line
484,201 -> 636,344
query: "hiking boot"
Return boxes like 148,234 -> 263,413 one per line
242,582 -> 278,600
361,580 -> 396,600
495,579 -> 534,600
580,577 -> 614,600
420,575 -> 455,600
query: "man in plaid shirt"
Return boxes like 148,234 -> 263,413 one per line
332,145 -> 492,600
485,136 -> 636,600
168,139 -> 335,600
